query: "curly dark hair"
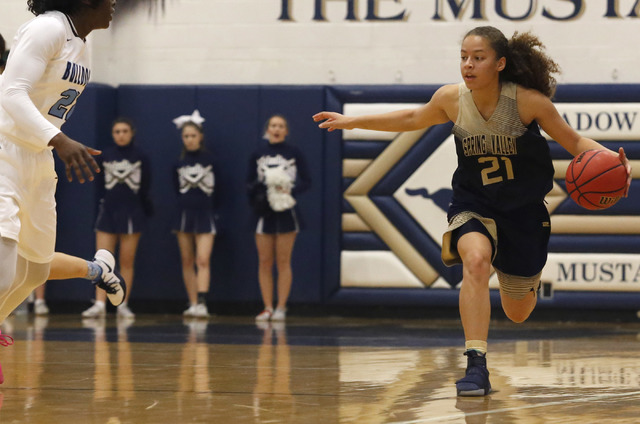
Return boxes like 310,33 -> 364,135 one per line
464,26 -> 561,98
27,0 -> 103,16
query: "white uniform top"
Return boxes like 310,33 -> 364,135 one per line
0,11 -> 91,153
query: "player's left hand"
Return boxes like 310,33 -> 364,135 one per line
618,147 -> 632,197
49,133 -> 101,183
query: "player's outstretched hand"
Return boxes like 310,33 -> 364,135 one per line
48,133 -> 101,183
618,147 -> 632,197
313,111 -> 353,132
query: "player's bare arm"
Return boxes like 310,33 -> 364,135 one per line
519,86 -> 631,195
48,133 -> 101,183
313,84 -> 456,133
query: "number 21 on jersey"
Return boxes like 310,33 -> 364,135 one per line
478,156 -> 514,186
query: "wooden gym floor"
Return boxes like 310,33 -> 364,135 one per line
0,312 -> 639,423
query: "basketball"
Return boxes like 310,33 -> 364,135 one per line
565,149 -> 627,210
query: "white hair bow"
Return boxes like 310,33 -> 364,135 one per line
172,109 -> 205,129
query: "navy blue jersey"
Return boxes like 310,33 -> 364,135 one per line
98,143 -> 152,213
173,149 -> 216,210
247,140 -> 311,196
450,82 -> 554,211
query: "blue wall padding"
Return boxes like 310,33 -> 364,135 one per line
321,89 -> 344,300
328,85 -> 439,103
343,140 -> 389,158
342,198 -> 355,213
45,83 -> 640,309
49,84 -> 117,302
371,122 -> 453,196
342,233 -> 388,250
549,141 -> 640,159
49,84 -> 327,306
555,84 -> 640,103
371,195 -> 462,286
549,235 -> 640,253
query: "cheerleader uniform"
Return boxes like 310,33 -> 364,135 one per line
94,143 -> 152,234
172,149 -> 216,234
247,141 -> 311,234
441,82 -> 554,299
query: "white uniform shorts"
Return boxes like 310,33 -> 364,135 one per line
0,135 -> 57,263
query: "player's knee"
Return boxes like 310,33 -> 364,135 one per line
462,250 -> 491,277
504,308 -> 532,323
25,262 -> 50,291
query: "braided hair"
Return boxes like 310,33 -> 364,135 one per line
464,26 -> 561,98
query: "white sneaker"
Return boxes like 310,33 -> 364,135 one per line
117,303 -> 135,318
93,250 -> 126,306
255,308 -> 273,322
34,301 -> 49,315
82,302 -> 106,318
183,305 -> 197,317
194,303 -> 209,318
271,308 -> 286,321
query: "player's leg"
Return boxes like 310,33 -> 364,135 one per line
115,233 -> 141,318
0,257 -> 50,323
272,231 -> 296,321
34,284 -> 48,315
193,233 -> 214,318
0,238 -> 18,299
81,231 -> 117,317
455,226 -> 493,396
0,238 -> 18,384
255,233 -> 276,321
497,271 -> 540,323
458,231 -> 492,343
177,232 -> 198,315
494,203 -> 548,324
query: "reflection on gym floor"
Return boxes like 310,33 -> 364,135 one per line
0,314 -> 639,423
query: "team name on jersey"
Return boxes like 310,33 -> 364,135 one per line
62,61 -> 90,86
461,134 -> 518,157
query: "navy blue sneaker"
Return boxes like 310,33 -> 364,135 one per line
93,249 -> 127,306
456,350 -> 491,396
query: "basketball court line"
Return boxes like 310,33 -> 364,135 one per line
390,390 -> 640,423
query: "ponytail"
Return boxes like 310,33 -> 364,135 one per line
505,32 -> 560,98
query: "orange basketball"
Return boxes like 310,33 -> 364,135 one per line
565,149 -> 626,210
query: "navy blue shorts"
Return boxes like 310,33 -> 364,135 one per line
255,209 -> 300,234
446,201 -> 550,277
95,201 -> 146,234
172,208 -> 216,234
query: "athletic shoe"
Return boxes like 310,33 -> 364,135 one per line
183,305 -> 197,317
193,303 -> 210,318
456,350 -> 491,396
255,308 -> 273,322
0,331 -> 14,385
92,249 -> 126,306
271,308 -> 286,321
34,301 -> 49,316
82,302 -> 106,318
117,303 -> 135,319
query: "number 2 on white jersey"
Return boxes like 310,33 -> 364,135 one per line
48,89 -> 80,120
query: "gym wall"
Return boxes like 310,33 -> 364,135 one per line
48,83 -> 640,311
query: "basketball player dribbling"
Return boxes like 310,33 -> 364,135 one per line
0,0 -> 125,383
314,26 -> 631,396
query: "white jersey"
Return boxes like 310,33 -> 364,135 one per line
0,11 -> 91,152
